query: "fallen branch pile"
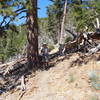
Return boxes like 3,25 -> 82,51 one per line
64,30 -> 100,54
0,58 -> 27,75
0,57 -> 28,95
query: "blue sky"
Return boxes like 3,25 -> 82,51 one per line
0,0 -> 89,25
0,0 -> 51,26
38,0 -> 52,18
14,0 -> 52,25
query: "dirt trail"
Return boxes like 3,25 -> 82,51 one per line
1,53 -> 100,100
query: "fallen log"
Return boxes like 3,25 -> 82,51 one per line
64,33 -> 83,53
90,33 -> 100,40
87,44 -> 100,55
0,58 -> 27,68
3,58 -> 27,76
0,58 -> 27,76
0,57 -> 28,95
0,61 -> 15,68
64,31 -> 100,53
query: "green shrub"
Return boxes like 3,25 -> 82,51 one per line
88,72 -> 99,82
88,72 -> 100,90
68,74 -> 75,83
90,96 -> 97,100
91,82 -> 100,90
48,45 -> 55,51
65,36 -> 72,43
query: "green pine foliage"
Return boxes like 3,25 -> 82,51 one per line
47,0 -> 65,43
0,0 -> 31,62
69,0 -> 100,32
0,25 -> 27,62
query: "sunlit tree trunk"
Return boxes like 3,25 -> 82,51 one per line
27,0 -> 39,68
96,18 -> 100,28
59,0 -> 67,44
57,20 -> 61,43
58,0 -> 67,56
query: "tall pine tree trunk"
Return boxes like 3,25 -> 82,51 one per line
27,0 -> 39,68
96,18 -> 100,28
57,20 -> 61,43
58,0 -> 67,56
59,0 -> 67,44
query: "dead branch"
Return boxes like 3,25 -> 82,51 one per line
64,31 -> 100,53
3,58 -> 27,75
0,58 -> 27,76
17,91 -> 26,100
87,44 -> 100,55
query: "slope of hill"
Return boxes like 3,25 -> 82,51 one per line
1,53 -> 100,100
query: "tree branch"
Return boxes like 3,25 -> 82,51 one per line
65,29 -> 77,40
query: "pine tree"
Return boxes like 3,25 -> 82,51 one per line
0,25 -> 27,63
0,0 -> 39,68
69,0 -> 100,32
47,0 -> 65,44
27,0 -> 39,68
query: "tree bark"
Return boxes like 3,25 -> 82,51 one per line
59,0 -> 67,44
96,18 -> 100,28
27,0 -> 39,68
57,20 -> 61,43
